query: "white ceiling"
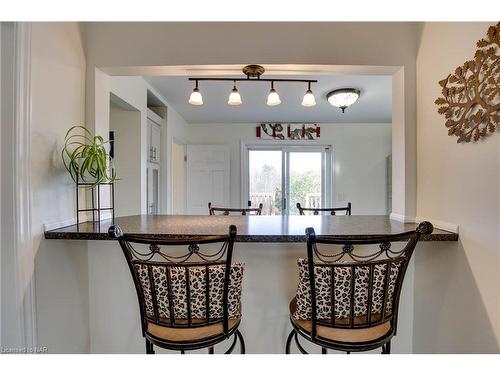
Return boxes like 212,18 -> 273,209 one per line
144,74 -> 392,124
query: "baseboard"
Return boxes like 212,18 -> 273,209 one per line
414,216 -> 459,234
390,213 -> 459,233
44,212 -> 114,231
389,213 -> 415,223
44,218 -> 77,231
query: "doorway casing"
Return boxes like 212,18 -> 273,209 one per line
92,64 -> 412,221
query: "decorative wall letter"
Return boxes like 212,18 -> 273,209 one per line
435,22 -> 499,143
256,123 -> 320,140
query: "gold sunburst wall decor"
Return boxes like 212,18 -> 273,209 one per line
435,22 -> 500,143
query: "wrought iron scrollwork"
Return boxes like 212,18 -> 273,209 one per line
342,243 -> 354,254
380,242 -> 391,252
188,244 -> 200,254
313,240 -> 411,263
149,244 -> 161,253
208,202 -> 263,216
127,240 -> 229,264
296,202 -> 351,216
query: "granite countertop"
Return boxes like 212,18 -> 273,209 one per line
44,215 -> 458,242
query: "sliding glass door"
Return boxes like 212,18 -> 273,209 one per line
247,146 -> 332,215
248,150 -> 283,215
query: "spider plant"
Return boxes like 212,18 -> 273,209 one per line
61,126 -> 117,188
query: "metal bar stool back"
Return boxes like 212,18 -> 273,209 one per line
209,202 -> 263,216
296,202 -> 352,216
109,224 -> 245,354
286,221 -> 433,354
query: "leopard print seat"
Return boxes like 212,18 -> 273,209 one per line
134,263 -> 244,344
135,263 -> 244,321
289,297 -> 391,343
293,258 -> 402,321
147,319 -> 241,342
290,258 -> 402,343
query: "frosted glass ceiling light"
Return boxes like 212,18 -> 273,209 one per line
188,80 -> 203,105
267,82 -> 281,106
228,81 -> 242,105
301,82 -> 316,107
327,88 -> 360,113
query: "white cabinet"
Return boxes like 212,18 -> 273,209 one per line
147,118 -> 161,164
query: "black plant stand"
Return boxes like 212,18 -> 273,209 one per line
76,175 -> 115,225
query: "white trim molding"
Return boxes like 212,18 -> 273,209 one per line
389,212 -> 415,223
0,22 -> 37,349
14,21 -> 37,350
390,212 -> 459,234
414,216 -> 459,234
43,211 -> 114,232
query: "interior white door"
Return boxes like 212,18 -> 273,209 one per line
186,145 -> 230,214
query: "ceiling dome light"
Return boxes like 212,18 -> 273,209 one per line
327,88 -> 360,113
228,81 -> 242,105
301,82 -> 316,107
267,82 -> 281,106
188,81 -> 203,105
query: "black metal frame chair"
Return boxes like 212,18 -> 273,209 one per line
109,224 -> 245,354
209,202 -> 263,216
285,221 -> 433,354
296,202 -> 352,216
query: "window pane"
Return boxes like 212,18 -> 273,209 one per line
289,152 -> 322,215
249,150 -> 282,215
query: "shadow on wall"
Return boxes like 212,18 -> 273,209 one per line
34,237 -> 90,353
413,241 -> 499,353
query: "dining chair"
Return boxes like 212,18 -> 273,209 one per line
296,202 -> 352,216
285,221 -> 433,354
109,224 -> 245,354
208,202 -> 263,216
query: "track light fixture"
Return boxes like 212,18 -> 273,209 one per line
301,82 -> 316,107
188,80 -> 203,106
188,65 -> 317,107
266,81 -> 281,106
228,80 -> 242,106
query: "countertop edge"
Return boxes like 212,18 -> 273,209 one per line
44,232 -> 459,242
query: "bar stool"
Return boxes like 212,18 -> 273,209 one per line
208,202 -> 263,216
286,221 -> 433,354
296,202 -> 351,215
109,224 -> 245,354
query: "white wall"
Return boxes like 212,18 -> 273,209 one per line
413,22 -> 500,353
185,123 -> 392,214
171,142 -> 186,214
165,105 -> 189,214
105,76 -> 188,215
30,22 -> 90,353
110,104 -> 142,217
109,77 -> 149,214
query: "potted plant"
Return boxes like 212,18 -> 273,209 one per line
61,126 -> 118,223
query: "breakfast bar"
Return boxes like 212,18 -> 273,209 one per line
45,215 -> 457,353
45,215 -> 457,242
